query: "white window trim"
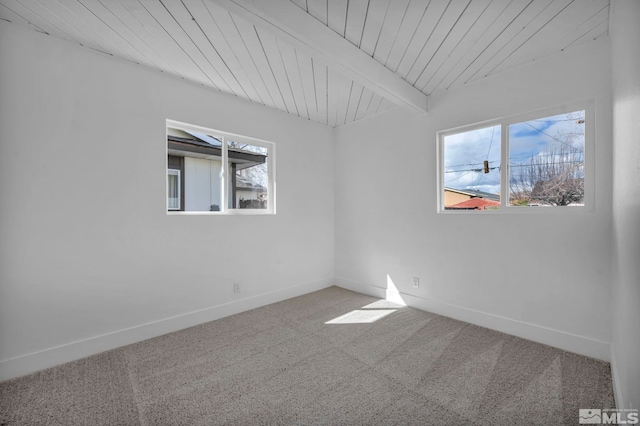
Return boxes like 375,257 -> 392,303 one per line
437,101 -> 595,214
166,119 -> 276,215
167,169 -> 181,211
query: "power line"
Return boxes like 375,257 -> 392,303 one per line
520,121 -> 582,151
444,166 -> 500,174
445,170 -> 474,183
486,126 -> 496,159
446,160 -> 583,174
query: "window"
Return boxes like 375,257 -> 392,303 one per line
438,103 -> 593,212
167,169 -> 180,210
167,120 -> 275,214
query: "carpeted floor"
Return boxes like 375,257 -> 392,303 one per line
0,286 -> 614,425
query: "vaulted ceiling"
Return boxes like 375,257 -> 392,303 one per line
0,0 -> 610,127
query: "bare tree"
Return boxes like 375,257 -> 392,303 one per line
509,145 -> 584,206
227,141 -> 269,188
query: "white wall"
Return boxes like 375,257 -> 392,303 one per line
335,38 -> 613,361
610,0 -> 640,410
0,21 -> 334,380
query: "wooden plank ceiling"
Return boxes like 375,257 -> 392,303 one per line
0,0 -> 609,127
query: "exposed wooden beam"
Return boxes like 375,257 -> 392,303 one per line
208,0 -> 428,114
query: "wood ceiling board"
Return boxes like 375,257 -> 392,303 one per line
326,67 -> 341,127
344,0 -> 368,47
369,92 -> 384,115
395,0 -> 450,79
74,0 -> 170,70
313,59 -> 328,125
296,50 -> 320,123
28,0 -> 105,48
492,0 -> 609,75
359,0 -> 389,56
137,0 -> 237,93
326,0 -> 347,37
335,76 -> 353,126
212,0 -> 427,113
439,0 -> 534,91
163,2 -> 252,102
537,0 -> 610,46
177,0 -> 263,103
469,0 -> 570,82
558,3 -> 609,50
52,0 -> 144,63
345,81 -> 364,123
405,0 -> 474,87
422,0 -> 507,95
36,0 -> 130,59
356,87 -> 375,120
202,2 -> 276,108
377,97 -> 396,114
436,1 -> 524,94
118,1 -> 214,87
232,17 -> 289,112
561,14 -> 608,50
307,0 -> 327,25
254,27 -> 299,115
3,0 -> 610,128
383,0 -> 430,71
0,1 -> 44,31
354,86 -> 374,121
2,0 -> 92,47
290,0 -> 306,10
82,0 -> 185,78
371,0 -> 409,65
279,43 -> 311,120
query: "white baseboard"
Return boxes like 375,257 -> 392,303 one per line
0,278 -> 334,382
610,344 -> 626,409
335,277 -> 611,362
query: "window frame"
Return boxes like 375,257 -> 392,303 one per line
437,101 -> 595,214
166,119 -> 276,215
167,168 -> 181,211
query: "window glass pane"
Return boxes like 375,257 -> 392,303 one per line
508,111 -> 585,206
167,170 -> 180,210
443,125 -> 501,211
167,120 -> 275,214
227,140 -> 269,209
168,127 -> 222,212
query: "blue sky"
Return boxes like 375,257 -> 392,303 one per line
443,110 -> 585,196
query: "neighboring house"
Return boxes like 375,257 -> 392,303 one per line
167,129 -> 267,211
235,175 -> 267,209
443,187 -> 500,208
447,198 -> 501,210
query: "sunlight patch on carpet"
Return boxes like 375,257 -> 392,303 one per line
362,300 -> 405,309
325,309 -> 397,324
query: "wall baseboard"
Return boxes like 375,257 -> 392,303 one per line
335,277 -> 611,362
2,276 -> 611,382
0,278 -> 334,382
609,344 -> 627,410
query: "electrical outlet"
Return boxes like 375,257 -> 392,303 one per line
413,277 -> 420,288
233,283 -> 241,293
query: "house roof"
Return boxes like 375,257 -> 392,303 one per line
448,198 -> 501,210
168,134 -> 267,171
444,187 -> 500,201
236,175 -> 266,192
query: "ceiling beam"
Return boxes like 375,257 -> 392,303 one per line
208,0 -> 428,114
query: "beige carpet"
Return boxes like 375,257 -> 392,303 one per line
0,286 -> 614,425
